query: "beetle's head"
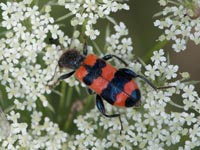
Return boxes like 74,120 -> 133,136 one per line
58,49 -> 84,70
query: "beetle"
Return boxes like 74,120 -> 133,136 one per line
49,43 -> 173,134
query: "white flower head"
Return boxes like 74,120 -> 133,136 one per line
61,0 -> 129,40
114,22 -> 128,36
182,85 -> 198,101
0,2 -> 68,149
151,49 -> 166,65
145,64 -> 160,80
155,1 -> 200,52
106,22 -> 134,66
85,25 -> 100,40
165,65 -> 179,79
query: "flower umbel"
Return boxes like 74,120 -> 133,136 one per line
59,0 -> 129,40
0,1 -> 67,149
154,0 -> 200,52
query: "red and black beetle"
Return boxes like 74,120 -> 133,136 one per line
50,43 -> 172,133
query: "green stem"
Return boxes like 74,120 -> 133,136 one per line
169,101 -> 184,109
106,16 -> 117,25
143,40 -> 168,62
169,100 -> 200,114
59,81 -> 67,111
55,13 -> 73,22
63,86 -> 74,131
65,86 -> 73,108
168,0 -> 180,6
91,40 -> 103,55
82,20 -> 88,35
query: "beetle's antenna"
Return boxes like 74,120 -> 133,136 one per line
137,75 -> 176,90
137,75 -> 157,90
119,115 -> 123,134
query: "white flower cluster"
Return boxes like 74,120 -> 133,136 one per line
105,22 -> 143,72
66,50 -> 200,150
106,22 -> 133,64
0,111 -> 67,150
58,0 -> 129,40
154,0 -> 200,52
0,1 -> 68,149
0,1 -> 63,108
145,49 -> 178,80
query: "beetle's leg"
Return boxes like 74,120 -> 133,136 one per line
96,95 -> 120,118
49,37 -> 60,46
48,71 -> 75,88
87,88 -> 94,95
82,38 -> 88,56
96,95 -> 123,134
118,68 -> 175,90
102,54 -> 128,67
